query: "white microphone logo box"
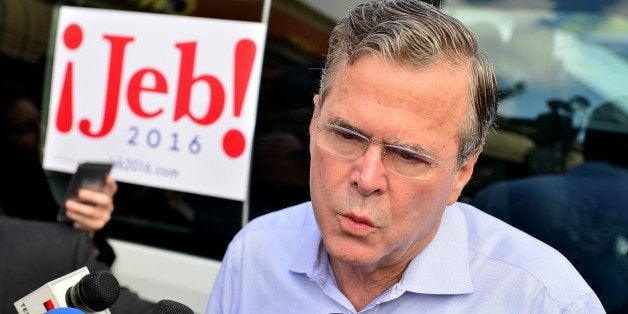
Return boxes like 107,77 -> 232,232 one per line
14,267 -> 111,314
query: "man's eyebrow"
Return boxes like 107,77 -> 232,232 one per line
387,140 -> 435,157
326,116 -> 435,156
326,117 -> 364,134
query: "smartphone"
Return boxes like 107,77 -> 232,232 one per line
57,162 -> 113,224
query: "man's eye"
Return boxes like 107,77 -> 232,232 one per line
390,148 -> 429,164
328,126 -> 362,142
335,130 -> 357,140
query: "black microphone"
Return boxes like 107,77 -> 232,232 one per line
65,270 -> 120,312
152,299 -> 194,314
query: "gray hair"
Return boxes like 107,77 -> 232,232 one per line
319,0 -> 498,169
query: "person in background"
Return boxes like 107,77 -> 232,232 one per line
0,212 -> 155,313
206,0 -> 603,313
0,84 -> 118,265
472,102 -> 628,313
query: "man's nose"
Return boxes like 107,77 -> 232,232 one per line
352,144 -> 388,196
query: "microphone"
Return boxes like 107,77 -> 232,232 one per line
66,270 -> 120,312
14,267 -> 120,314
152,299 -> 194,314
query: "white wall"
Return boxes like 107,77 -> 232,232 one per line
108,238 -> 222,313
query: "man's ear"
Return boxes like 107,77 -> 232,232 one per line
310,94 -> 321,129
447,151 -> 480,205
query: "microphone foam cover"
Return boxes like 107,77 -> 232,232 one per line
153,299 -> 194,314
68,270 -> 120,311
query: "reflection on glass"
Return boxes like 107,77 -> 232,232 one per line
445,1 -> 628,312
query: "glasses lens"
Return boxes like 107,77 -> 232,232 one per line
317,124 -> 366,158
383,146 -> 434,179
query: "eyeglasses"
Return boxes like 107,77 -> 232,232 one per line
314,117 -> 459,180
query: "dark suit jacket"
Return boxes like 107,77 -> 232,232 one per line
0,214 -> 155,313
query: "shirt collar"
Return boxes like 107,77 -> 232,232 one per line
289,233 -> 320,275
289,203 -> 473,295
398,204 -> 473,294
289,204 -> 320,274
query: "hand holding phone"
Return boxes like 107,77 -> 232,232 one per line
57,162 -> 113,224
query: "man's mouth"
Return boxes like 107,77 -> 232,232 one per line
338,213 -> 376,236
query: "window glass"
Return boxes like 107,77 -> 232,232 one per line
0,0 -> 320,261
442,1 -> 628,312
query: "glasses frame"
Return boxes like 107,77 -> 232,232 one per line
314,114 -> 459,180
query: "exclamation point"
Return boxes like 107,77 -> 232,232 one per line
57,23 -> 83,133
222,39 -> 256,158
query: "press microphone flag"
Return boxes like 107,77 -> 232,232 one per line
14,267 -> 119,314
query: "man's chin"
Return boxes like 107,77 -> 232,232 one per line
325,237 -> 382,268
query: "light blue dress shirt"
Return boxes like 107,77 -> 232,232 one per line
206,202 -> 604,313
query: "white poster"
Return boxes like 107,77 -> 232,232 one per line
43,6 -> 267,201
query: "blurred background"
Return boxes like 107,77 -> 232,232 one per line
1,0 -> 626,312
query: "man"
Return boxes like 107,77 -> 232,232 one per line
1,86 -> 118,265
0,213 -> 155,313
206,0 -> 604,312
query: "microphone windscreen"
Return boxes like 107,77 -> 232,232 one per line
67,270 -> 120,311
153,299 -> 194,314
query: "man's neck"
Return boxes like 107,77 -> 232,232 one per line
330,256 -> 410,311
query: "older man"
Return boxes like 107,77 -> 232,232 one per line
206,0 -> 604,313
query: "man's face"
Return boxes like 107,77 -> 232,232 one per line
309,54 -> 478,270
5,98 -> 41,161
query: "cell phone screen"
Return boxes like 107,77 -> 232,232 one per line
57,162 -> 113,224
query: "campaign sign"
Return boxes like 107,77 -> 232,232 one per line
43,6 -> 267,201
